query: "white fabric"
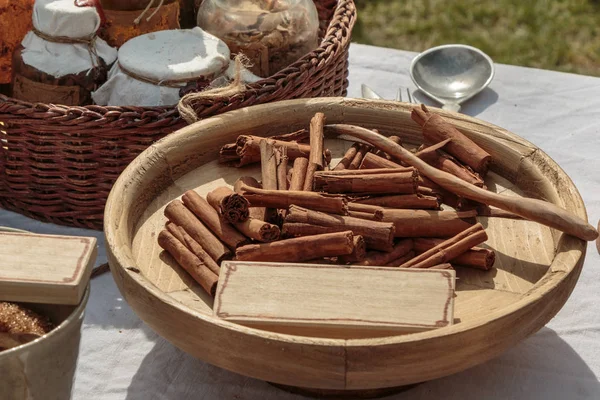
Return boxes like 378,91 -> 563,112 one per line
2,43 -> 600,399
21,0 -> 117,77
92,28 -> 230,107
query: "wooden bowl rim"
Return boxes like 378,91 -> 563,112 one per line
104,97 -> 588,348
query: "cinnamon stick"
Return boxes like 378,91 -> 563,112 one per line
325,124 -> 598,241
338,235 -> 367,264
380,209 -> 477,237
164,200 -> 232,263
413,238 -> 495,270
347,210 -> 383,221
415,139 -> 485,187
289,157 -> 309,191
314,171 -> 419,194
233,176 -> 266,221
350,144 -> 373,169
233,217 -> 281,242
260,139 -> 278,191
276,146 -> 289,190
285,205 -> 394,251
334,143 -> 360,170
426,263 -> 454,270
347,202 -> 385,215
359,152 -> 403,170
238,135 -> 311,166
303,112 -> 326,191
315,167 -> 414,176
158,230 -> 218,296
356,239 -> 413,266
411,104 -> 491,174
385,250 -> 416,267
235,231 -> 357,262
401,223 -> 488,269
205,186 -> 250,225
165,222 -> 221,276
238,183 -> 348,215
183,190 -> 248,249
356,193 -> 440,210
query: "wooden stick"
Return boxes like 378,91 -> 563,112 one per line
276,146 -> 289,190
413,238 -> 495,270
205,186 -> 250,224
233,176 -> 267,221
285,205 -> 394,251
165,222 -> 221,276
350,144 -> 373,169
183,190 -> 248,249
415,139 -> 485,187
289,157 -> 308,191
325,124 -> 598,241
385,250 -> 416,267
359,152 -> 403,170
380,209 -> 477,238
411,104 -> 492,174
164,200 -> 232,263
355,194 -> 441,210
235,231 -> 357,262
338,235 -> 367,264
238,183 -> 348,215
158,230 -> 218,296
401,223 -> 487,269
374,135 -> 402,159
356,239 -> 413,266
334,143 -> 360,170
303,112 -> 326,191
314,171 -> 419,195
233,217 -> 281,242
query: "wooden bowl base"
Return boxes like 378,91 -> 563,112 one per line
269,382 -> 421,399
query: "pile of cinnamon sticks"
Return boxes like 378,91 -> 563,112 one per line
157,107 -> 505,297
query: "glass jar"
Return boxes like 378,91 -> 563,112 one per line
197,0 -> 319,78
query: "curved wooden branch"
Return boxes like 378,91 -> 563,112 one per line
325,124 -> 598,242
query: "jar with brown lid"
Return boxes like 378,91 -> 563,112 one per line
98,0 -> 181,47
10,0 -> 117,106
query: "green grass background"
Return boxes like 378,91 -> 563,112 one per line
352,0 -> 600,76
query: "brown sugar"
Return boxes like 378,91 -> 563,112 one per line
0,0 -> 35,84
0,302 -> 53,337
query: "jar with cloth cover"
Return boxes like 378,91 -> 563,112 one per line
10,0 -> 118,106
92,27 -> 230,106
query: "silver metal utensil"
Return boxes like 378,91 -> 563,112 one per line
409,44 -> 494,112
360,84 -> 383,100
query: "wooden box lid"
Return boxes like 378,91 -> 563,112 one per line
0,232 -> 97,305
214,261 -> 456,338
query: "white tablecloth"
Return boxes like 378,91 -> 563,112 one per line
1,43 -> 600,399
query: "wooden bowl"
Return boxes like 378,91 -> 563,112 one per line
104,98 -> 588,392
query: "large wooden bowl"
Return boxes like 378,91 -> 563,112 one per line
104,98 -> 588,392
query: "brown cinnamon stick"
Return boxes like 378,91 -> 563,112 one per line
235,231 -> 357,262
338,235 -> 367,264
240,135 -> 311,165
289,157 -> 309,191
285,205 -> 394,251
411,104 -> 492,174
164,200 -> 232,263
346,210 -> 384,221
359,152 -> 403,170
334,143 -> 360,170
426,263 -> 454,270
314,171 -> 419,194
357,239 -> 413,266
238,183 -> 348,215
355,194 -> 441,210
165,222 -> 221,276
413,238 -> 495,270
276,146 -> 289,190
303,112 -> 326,191
416,139 -> 485,187
233,217 -> 281,242
260,139 -> 278,191
233,176 -> 267,221
205,186 -> 250,225
347,202 -> 385,215
401,223 -> 488,269
158,230 -> 218,296
315,167 -> 414,176
380,209 -> 477,237
183,190 -> 249,249
385,250 -> 416,267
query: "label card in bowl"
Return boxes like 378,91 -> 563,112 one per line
214,261 -> 455,338
0,232 -> 97,305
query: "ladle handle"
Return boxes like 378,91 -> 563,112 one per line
442,103 -> 461,113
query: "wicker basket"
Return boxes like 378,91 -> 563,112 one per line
0,0 -> 355,230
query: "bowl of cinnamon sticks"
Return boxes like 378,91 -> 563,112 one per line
104,97 -> 594,394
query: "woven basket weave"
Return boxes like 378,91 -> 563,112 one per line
0,0 -> 356,230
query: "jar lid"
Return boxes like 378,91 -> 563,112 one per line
118,28 -> 231,84
33,0 -> 101,38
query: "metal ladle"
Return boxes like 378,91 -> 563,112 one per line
410,44 -> 495,113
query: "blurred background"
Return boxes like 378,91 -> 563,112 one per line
353,0 -> 600,77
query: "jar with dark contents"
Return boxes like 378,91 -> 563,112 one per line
10,0 -> 117,106
197,0 -> 319,78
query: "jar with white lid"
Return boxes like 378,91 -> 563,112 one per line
197,0 -> 319,78
92,27 -> 232,106
10,0 -> 117,106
